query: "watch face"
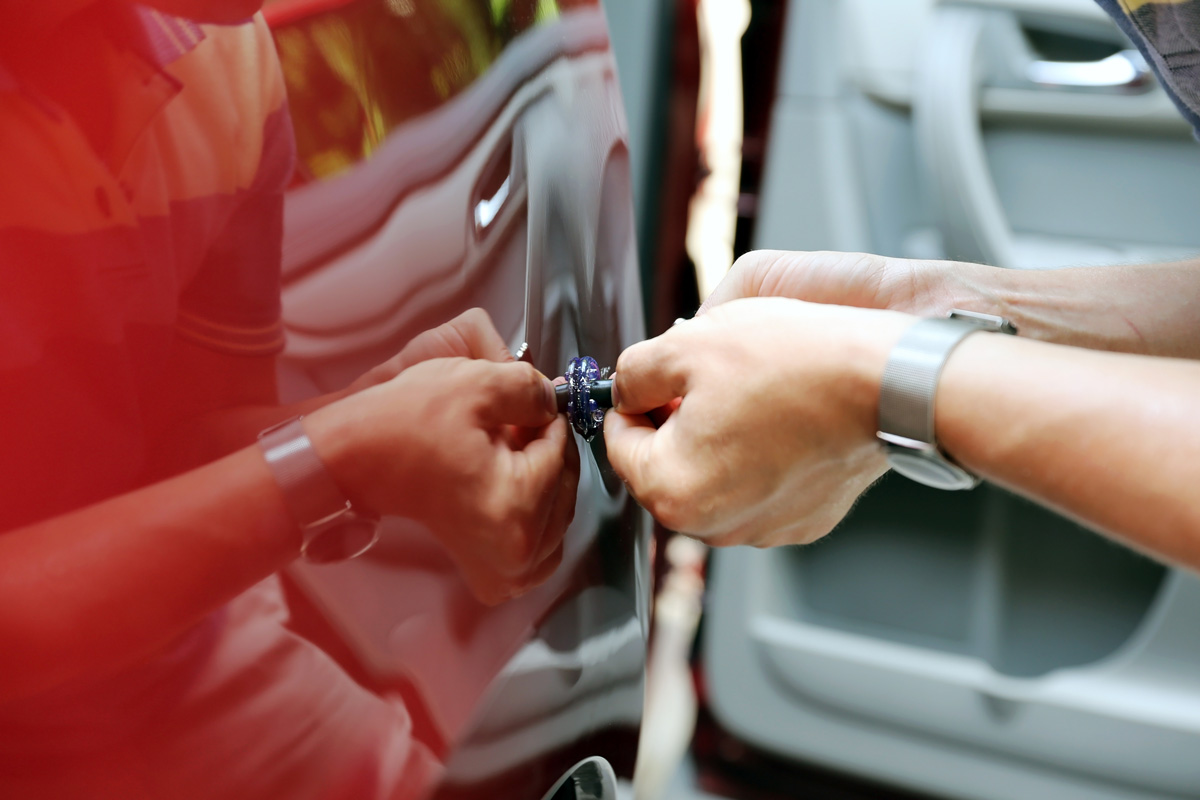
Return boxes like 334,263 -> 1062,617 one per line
886,449 -> 979,491
302,516 -> 381,564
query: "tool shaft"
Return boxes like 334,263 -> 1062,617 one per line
555,379 -> 614,414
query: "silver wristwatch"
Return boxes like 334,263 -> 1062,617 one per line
258,416 -> 380,563
877,309 -> 1016,490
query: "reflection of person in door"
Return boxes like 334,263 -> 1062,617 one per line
606,0 -> 1200,569
0,2 -> 575,797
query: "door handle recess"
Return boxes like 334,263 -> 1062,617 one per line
915,6 -> 1016,267
474,175 -> 511,231
916,6 -> 1158,269
471,135 -> 517,237
1027,49 -> 1153,93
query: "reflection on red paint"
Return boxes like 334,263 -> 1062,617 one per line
269,0 -> 595,183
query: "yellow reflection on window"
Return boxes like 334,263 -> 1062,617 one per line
272,0 -> 593,183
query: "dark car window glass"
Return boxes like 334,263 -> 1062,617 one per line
267,0 -> 598,184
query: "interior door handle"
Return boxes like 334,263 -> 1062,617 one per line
1027,49 -> 1153,93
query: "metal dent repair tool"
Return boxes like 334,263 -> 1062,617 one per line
513,345 -> 614,442
556,356 -> 615,442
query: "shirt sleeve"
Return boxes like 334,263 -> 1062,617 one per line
1093,0 -> 1200,139
175,18 -> 296,357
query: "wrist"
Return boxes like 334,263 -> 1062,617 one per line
841,310 -> 917,445
257,414 -> 383,562
933,260 -> 1013,317
875,309 -> 1017,490
955,264 -> 1120,351
935,330 -> 1025,472
302,396 -> 384,514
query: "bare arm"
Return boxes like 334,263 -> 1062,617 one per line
605,298 -> 1200,569
0,448 -> 296,703
704,251 -> 1200,358
959,259 -> 1200,358
0,314 -> 572,705
939,332 -> 1200,565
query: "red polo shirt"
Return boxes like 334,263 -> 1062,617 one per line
0,3 -> 290,532
0,6 -> 433,797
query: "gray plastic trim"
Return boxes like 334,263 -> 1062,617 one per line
705,546 -> 1200,799
915,6 -> 1017,267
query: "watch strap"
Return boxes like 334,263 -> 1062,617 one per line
258,417 -> 351,530
878,317 -> 985,443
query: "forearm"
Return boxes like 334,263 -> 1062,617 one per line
712,250 -> 1200,360
0,446 -> 298,702
949,259 -> 1200,358
148,391 -> 351,477
937,334 -> 1200,568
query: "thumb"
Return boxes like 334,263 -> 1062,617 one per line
603,409 -> 658,497
476,361 -> 558,428
613,334 -> 690,415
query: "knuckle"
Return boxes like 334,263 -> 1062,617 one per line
617,338 -> 662,373
519,363 -> 543,393
734,248 -> 779,275
707,529 -> 745,549
652,497 -> 693,533
615,345 -> 668,402
651,467 -> 713,533
495,361 -> 537,393
541,452 -> 567,480
614,345 -> 641,378
450,356 -> 481,380
502,527 -> 538,569
460,306 -> 488,326
729,249 -> 764,274
477,487 -> 510,528
475,363 -> 512,398
648,487 -> 694,533
486,497 -> 536,561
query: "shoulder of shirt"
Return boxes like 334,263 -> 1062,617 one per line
172,12 -> 287,115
